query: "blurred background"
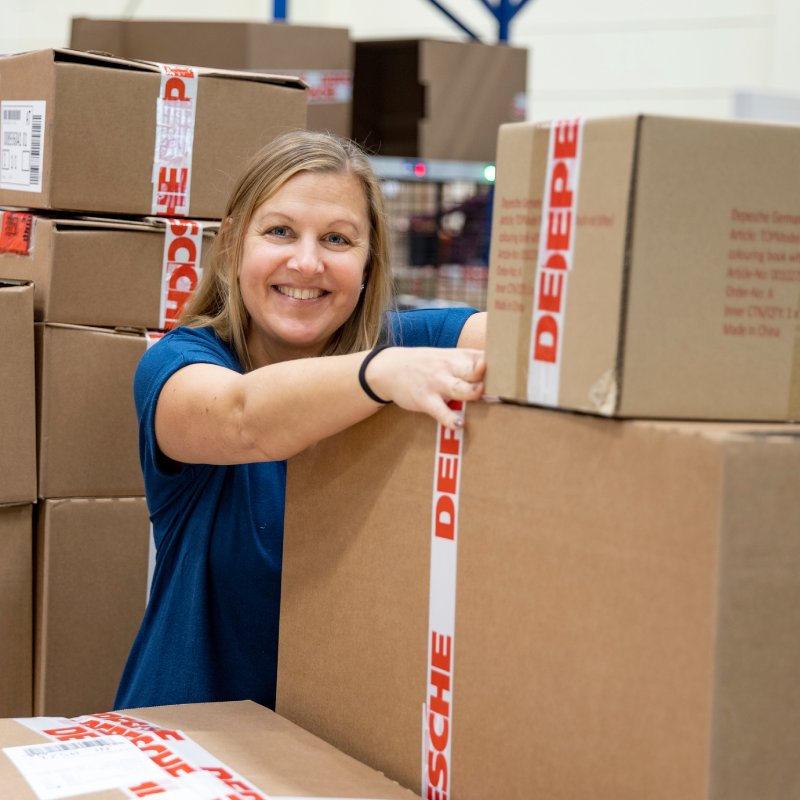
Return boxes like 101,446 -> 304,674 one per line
5,0 -> 800,122
4,0 -> 800,311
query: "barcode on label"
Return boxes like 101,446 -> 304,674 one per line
29,114 -> 42,187
23,738 -> 108,757
3,109 -> 22,121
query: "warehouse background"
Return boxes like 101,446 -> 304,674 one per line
3,0 -> 800,123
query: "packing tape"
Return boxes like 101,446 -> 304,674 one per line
526,118 -> 585,407
15,712 -> 270,799
151,64 -> 198,218
422,400 -> 465,800
0,210 -> 34,256
159,218 -> 204,330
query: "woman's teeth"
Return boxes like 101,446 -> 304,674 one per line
276,286 -> 324,300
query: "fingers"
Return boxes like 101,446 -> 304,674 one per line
430,397 -> 466,431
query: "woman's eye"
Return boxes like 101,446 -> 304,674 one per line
325,232 -> 350,246
266,225 -> 291,238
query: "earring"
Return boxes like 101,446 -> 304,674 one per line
360,284 -> 365,291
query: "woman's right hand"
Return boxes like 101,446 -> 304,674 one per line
363,346 -> 486,430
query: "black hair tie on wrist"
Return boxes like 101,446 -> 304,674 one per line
359,344 -> 393,404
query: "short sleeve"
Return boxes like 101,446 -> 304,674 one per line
133,327 -> 241,515
387,307 -> 478,348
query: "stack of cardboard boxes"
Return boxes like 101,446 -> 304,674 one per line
0,277 -> 36,719
0,39 -> 428,799
275,116 -> 800,800
0,47 -> 307,717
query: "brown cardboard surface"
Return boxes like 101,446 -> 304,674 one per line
278,401 -> 800,800
486,114 -> 800,420
352,39 -> 527,161
0,504 -> 32,717
0,48 -> 306,218
70,18 -> 351,136
34,497 -> 149,717
0,281 -> 36,503
0,214 -> 216,328
0,701 -> 421,798
36,323 -> 145,498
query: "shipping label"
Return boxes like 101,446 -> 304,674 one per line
160,218 -> 204,330
152,65 -> 198,217
422,401 -> 465,800
13,712 -> 269,799
0,100 -> 46,193
0,210 -> 35,256
527,118 -> 584,406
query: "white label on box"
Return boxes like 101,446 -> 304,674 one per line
0,100 -> 46,193
297,70 -> 352,104
3,735 -> 165,800
151,65 -> 197,217
421,401 -> 465,799
527,118 -> 584,406
160,218 -> 204,329
259,69 -> 352,104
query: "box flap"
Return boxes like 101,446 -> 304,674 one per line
50,46 -> 307,89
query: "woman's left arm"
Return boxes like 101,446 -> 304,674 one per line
457,311 -> 487,349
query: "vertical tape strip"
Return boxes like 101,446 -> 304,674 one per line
159,218 -> 204,330
151,65 -> 198,218
527,118 -> 584,406
422,400 -> 465,800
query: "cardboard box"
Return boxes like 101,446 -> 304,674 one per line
34,497 -> 149,717
0,211 -> 216,329
0,504 -> 32,718
278,402 -> 800,800
486,115 -> 800,420
0,280 -> 36,503
0,701 -> 421,798
36,324 -> 146,498
70,17 -> 352,139
352,38 -> 527,161
0,48 -> 306,218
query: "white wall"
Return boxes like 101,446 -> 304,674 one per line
3,0 -> 800,123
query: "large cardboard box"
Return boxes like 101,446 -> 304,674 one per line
0,504 -> 33,718
34,497 -> 149,717
352,38 -> 527,161
36,324 -> 146,498
0,210 -> 216,329
70,17 -> 352,138
278,402 -> 800,800
0,48 -> 306,218
486,115 -> 800,420
0,280 -> 36,503
0,701 -> 421,798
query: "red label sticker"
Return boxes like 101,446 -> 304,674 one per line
0,210 -> 34,255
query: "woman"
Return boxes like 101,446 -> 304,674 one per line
115,130 -> 486,710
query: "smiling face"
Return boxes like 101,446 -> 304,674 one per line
239,170 -> 371,366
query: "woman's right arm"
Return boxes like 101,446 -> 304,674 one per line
154,346 -> 485,466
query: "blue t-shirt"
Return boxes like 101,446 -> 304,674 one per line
114,307 -> 477,710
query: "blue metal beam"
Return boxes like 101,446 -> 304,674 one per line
273,0 -> 287,21
478,0 -> 534,42
426,0 -> 483,42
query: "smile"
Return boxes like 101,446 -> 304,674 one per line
275,285 -> 327,300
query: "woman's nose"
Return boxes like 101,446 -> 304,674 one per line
287,235 -> 323,275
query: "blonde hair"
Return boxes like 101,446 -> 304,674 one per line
180,130 -> 394,370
